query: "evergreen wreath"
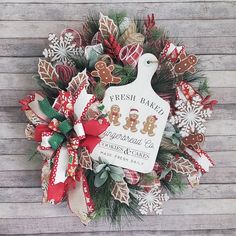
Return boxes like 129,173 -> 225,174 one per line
19,12 -> 217,225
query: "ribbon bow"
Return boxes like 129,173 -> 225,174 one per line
20,83 -> 109,224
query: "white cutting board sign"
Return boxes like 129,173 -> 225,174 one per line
91,53 -> 170,173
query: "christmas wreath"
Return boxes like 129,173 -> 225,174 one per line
19,12 -> 217,225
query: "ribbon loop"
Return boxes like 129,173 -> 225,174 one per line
49,132 -> 64,150
39,98 -> 65,122
119,43 -> 143,68
58,120 -> 73,135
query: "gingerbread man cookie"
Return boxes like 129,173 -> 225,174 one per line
123,108 -> 139,132
181,133 -> 204,151
91,61 -> 121,86
174,52 -> 198,75
141,115 -> 157,137
108,105 -> 121,126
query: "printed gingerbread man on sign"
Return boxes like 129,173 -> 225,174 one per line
123,108 -> 139,132
91,61 -> 121,86
174,52 -> 198,75
108,104 -> 121,126
141,115 -> 157,137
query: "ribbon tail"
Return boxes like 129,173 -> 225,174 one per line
47,146 -> 69,204
68,170 -> 95,225
41,159 -> 51,203
184,147 -> 214,174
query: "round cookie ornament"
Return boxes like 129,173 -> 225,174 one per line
91,53 -> 170,173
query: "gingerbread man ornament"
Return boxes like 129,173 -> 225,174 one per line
181,133 -> 205,152
91,54 -> 170,173
174,52 -> 198,75
91,61 -> 121,85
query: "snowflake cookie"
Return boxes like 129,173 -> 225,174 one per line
170,95 -> 212,137
136,186 -> 169,215
43,32 -> 82,66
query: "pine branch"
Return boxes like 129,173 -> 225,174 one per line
86,170 -> 142,225
151,64 -> 177,107
108,11 -> 127,34
135,19 -> 144,34
161,172 -> 187,195
183,70 -> 205,83
113,64 -> 137,85
83,13 -> 100,44
69,54 -> 88,71
94,82 -> 106,101
156,151 -> 173,167
28,150 -> 40,161
197,79 -> 210,96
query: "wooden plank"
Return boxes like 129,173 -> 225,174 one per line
206,120 -> 236,136
0,73 -> 40,90
0,188 -> 43,203
1,56 -> 236,74
0,155 -> 42,171
1,120 -> 235,139
211,151 -> 236,167
1,37 -> 236,57
0,38 -> 47,57
205,71 -> 236,87
0,135 -> 234,155
8,230 -> 236,236
174,184 -> 236,199
0,150 -> 234,172
1,104 -> 235,123
0,107 -> 27,123
0,123 -> 26,138
1,214 -> 236,234
0,149 -> 234,172
212,104 -> 236,120
203,136 -> 236,152
0,87 -> 233,107
0,167 -> 234,188
2,0 -> 236,3
1,199 -> 236,218
0,139 -> 36,155
1,2 -> 236,21
1,71 -> 236,90
0,170 -> 41,187
198,55 -> 236,71
1,184 -> 235,203
0,20 -> 235,38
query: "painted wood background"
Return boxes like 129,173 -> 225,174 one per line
0,0 -> 236,235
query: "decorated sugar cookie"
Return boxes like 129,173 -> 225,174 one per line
91,60 -> 121,85
174,52 -> 198,74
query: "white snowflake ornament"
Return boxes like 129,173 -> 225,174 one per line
136,186 -> 169,215
43,32 -> 83,66
170,95 -> 212,137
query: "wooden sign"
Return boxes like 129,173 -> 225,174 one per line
91,53 -> 170,173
